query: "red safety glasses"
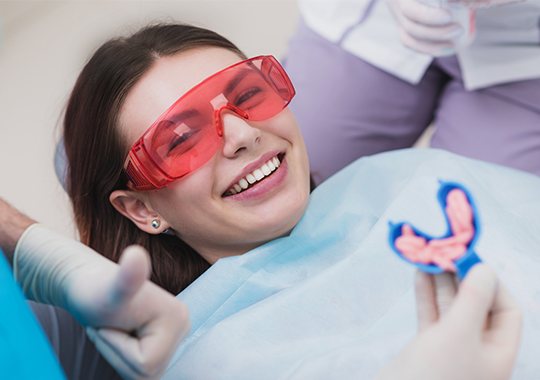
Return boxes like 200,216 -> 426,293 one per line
124,55 -> 295,190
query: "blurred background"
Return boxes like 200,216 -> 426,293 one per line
0,1 -> 299,236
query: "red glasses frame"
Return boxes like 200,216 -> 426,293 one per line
123,55 -> 295,191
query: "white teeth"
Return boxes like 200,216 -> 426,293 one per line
253,169 -> 264,181
261,164 -> 271,176
226,155 -> 283,196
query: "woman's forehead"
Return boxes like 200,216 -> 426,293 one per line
119,47 -> 243,145
145,48 -> 243,95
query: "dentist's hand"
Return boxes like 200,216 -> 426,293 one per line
378,265 -> 522,380
14,224 -> 189,380
386,0 -> 466,56
73,246 -> 189,380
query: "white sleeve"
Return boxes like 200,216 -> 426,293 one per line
13,223 -> 110,308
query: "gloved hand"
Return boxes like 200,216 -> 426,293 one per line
452,0 -> 524,8
377,264 -> 522,380
14,224 -> 189,380
386,0 -> 473,56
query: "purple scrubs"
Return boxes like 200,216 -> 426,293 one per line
285,20 -> 540,184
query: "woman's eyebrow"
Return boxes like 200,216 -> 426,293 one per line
167,108 -> 201,125
224,68 -> 254,94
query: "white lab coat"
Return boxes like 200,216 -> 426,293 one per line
299,0 -> 540,90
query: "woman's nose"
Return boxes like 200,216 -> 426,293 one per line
220,111 -> 262,158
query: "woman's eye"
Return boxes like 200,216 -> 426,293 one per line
168,129 -> 200,153
235,87 -> 262,106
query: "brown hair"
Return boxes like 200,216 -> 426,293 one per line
63,23 -> 247,294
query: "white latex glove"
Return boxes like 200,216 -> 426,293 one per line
450,0 -> 524,8
377,264 -> 522,380
14,224 -> 189,380
386,0 -> 472,56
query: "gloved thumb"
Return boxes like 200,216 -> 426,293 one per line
110,245 -> 152,305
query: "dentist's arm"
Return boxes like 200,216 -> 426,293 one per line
0,197 -> 34,262
0,197 -> 189,379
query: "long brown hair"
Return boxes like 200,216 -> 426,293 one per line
63,23 -> 246,294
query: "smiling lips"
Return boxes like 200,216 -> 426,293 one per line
224,154 -> 283,197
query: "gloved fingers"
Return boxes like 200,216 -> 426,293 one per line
87,319 -> 188,380
85,283 -> 189,380
415,270 -> 438,331
398,0 -> 454,26
132,300 -> 189,378
446,264 -> 497,334
110,245 -> 152,305
433,272 -> 458,317
484,280 -> 522,349
139,300 -> 190,354
86,327 -> 153,380
399,13 -> 463,42
415,271 -> 458,331
399,30 -> 456,56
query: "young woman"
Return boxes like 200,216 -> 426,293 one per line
61,24 -> 309,294
5,23 -> 530,379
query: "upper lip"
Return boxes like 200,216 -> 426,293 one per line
223,150 -> 282,194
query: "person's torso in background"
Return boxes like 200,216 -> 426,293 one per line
299,0 -> 540,89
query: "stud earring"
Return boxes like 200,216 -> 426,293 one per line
151,219 -> 161,229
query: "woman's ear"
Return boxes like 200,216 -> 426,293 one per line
109,190 -> 171,234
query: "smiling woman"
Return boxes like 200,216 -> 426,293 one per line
109,47 -> 310,266
63,24 -> 310,289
